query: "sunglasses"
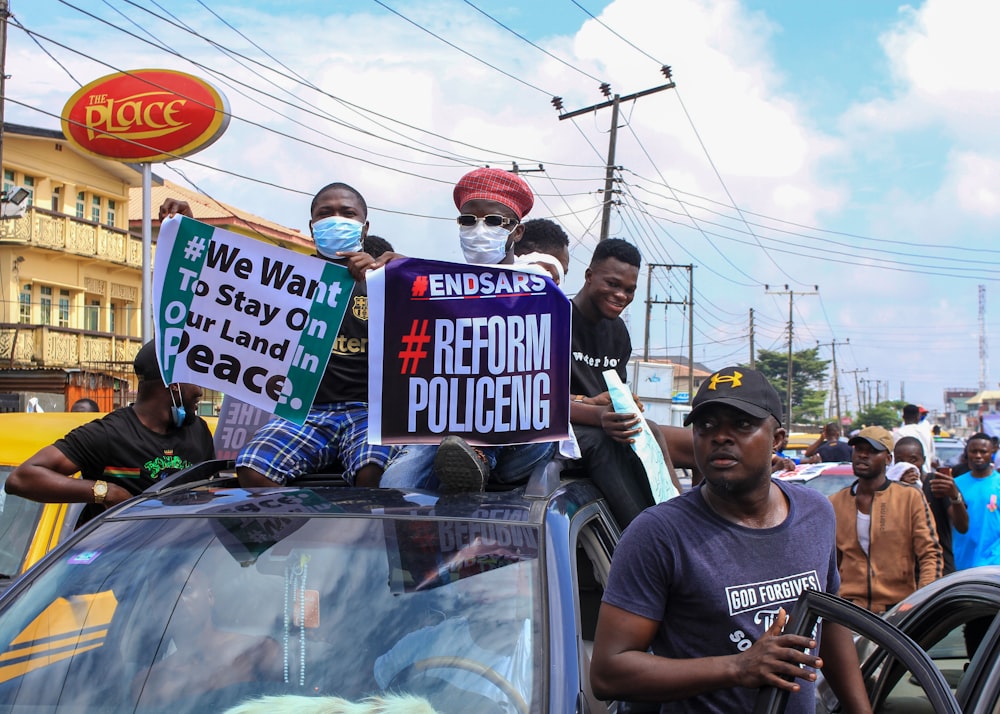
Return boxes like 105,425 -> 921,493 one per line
456,214 -> 519,228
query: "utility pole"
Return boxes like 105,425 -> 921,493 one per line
844,367 -> 868,415
818,338 -> 848,428
0,0 -> 9,192
643,263 -> 694,402
553,67 -> 676,240
765,284 -> 818,430
749,308 -> 755,369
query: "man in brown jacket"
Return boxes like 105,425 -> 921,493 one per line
829,426 -> 943,613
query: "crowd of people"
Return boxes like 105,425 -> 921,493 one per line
6,166 -> 1000,711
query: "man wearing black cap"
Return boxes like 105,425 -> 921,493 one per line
5,341 -> 215,522
829,426 -> 942,613
591,367 -> 870,713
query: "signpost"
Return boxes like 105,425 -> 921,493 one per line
60,69 -> 230,342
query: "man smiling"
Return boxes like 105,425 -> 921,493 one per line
591,367 -> 870,713
569,238 -> 684,526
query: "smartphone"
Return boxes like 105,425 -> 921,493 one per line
938,467 -> 952,477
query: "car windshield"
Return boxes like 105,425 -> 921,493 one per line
0,500 -> 542,714
0,467 -> 45,581
934,442 -> 965,468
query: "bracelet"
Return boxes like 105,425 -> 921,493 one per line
950,494 -> 964,506
573,395 -> 585,402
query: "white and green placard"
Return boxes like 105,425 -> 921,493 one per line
153,215 -> 353,425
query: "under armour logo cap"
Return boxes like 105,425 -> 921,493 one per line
683,366 -> 783,426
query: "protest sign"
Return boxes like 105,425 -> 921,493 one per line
603,369 -> 679,503
153,215 -> 354,424
368,258 -> 570,446
213,395 -> 273,461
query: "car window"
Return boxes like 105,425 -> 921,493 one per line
855,604 -> 999,712
0,508 -> 543,714
0,467 -> 44,581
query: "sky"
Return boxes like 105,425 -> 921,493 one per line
7,0 -> 1000,417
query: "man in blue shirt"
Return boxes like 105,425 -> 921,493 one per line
953,433 -> 1000,569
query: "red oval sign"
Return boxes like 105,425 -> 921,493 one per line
61,69 -> 230,162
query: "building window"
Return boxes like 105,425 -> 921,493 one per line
22,176 -> 34,207
18,285 -> 31,324
3,169 -> 13,197
58,290 -> 70,327
91,195 -> 101,223
51,186 -> 61,213
106,199 -> 116,227
39,286 -> 52,325
76,192 -> 85,219
85,299 -> 100,331
109,303 -> 116,334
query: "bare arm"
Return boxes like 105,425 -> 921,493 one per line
590,604 -> 821,703
659,425 -> 695,470
817,621 -> 872,713
803,433 -> 827,459
928,472 -> 969,533
5,445 -> 130,505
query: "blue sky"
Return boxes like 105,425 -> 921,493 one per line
8,0 -> 1000,418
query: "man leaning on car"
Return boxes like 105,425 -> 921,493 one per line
5,340 -> 214,525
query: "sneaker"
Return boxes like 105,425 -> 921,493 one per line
434,436 -> 488,493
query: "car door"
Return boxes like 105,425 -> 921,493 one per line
752,590 -> 962,714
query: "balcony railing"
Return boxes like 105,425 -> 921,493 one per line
0,206 -> 144,268
0,324 -> 142,371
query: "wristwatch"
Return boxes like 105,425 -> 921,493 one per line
93,480 -> 109,504
950,492 -> 965,507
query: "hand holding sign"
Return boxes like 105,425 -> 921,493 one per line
153,215 -> 355,424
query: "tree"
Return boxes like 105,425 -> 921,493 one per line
852,400 -> 906,430
746,347 -> 830,426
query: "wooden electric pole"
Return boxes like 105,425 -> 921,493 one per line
765,284 -> 818,430
553,68 -> 676,241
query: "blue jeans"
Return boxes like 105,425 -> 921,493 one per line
380,441 -> 556,489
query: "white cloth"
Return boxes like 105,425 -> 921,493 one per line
513,252 -> 564,285
886,461 -> 923,489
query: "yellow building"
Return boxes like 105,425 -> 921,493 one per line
0,123 -> 305,412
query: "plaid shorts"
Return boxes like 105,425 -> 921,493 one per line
235,402 -> 395,485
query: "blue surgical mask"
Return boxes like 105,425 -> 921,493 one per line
312,216 -> 364,259
169,385 -> 187,428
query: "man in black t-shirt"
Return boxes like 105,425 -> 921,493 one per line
804,422 -> 853,463
5,340 -> 215,516
570,239 -> 692,527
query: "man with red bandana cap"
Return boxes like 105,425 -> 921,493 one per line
379,168 -> 557,492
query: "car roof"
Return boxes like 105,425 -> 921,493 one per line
0,412 -> 105,466
0,412 -> 220,467
101,468 -> 606,528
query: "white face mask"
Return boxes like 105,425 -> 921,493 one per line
459,222 -> 510,265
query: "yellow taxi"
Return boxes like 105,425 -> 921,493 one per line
0,412 -> 218,583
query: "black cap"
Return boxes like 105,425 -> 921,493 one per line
683,367 -> 783,426
133,340 -> 163,382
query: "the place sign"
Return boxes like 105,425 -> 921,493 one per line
61,69 -> 230,162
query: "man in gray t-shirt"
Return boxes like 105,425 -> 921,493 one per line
589,367 -> 872,714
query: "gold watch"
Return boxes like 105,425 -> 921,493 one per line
93,480 -> 109,504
